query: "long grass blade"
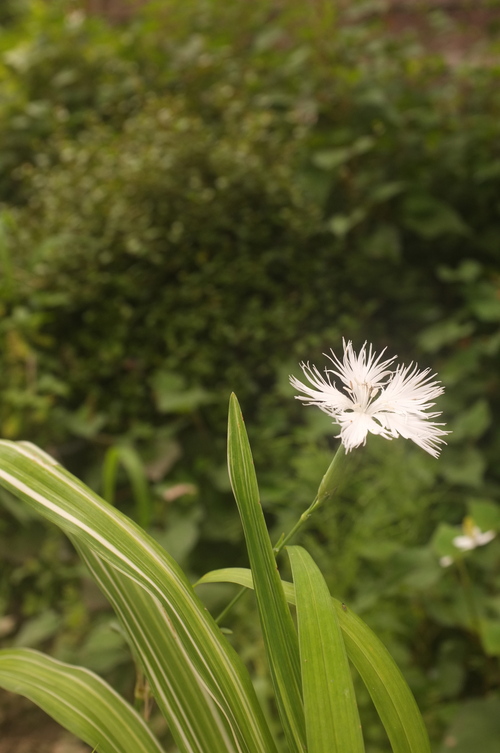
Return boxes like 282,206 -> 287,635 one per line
227,394 -> 306,753
0,441 -> 277,753
0,648 -> 164,753
102,443 -> 152,529
288,545 -> 364,753
75,541 -> 241,753
196,567 -> 431,753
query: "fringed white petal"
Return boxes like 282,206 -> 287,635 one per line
325,339 -> 395,394
336,410 -> 393,451
290,341 -> 450,457
290,363 -> 353,413
373,411 -> 448,459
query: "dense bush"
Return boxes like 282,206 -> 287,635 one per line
1,1 -> 500,749
3,99 -> 322,434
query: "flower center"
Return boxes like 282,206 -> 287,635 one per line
346,380 -> 379,412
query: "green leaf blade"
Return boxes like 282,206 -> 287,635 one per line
76,543 -> 241,753
288,546 -> 365,753
197,566 -> 431,753
0,649 -> 164,753
102,443 -> 152,529
0,440 -> 278,753
227,394 -> 306,753
338,606 -> 431,753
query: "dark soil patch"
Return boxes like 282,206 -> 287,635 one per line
0,690 -> 90,753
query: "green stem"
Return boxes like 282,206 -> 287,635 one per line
273,444 -> 346,555
215,445 -> 346,624
215,586 -> 248,625
455,557 -> 481,635
272,494 -> 319,556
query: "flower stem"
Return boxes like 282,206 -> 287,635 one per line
215,586 -> 248,626
271,498 -> 317,556
215,445 -> 346,624
273,444 -> 346,555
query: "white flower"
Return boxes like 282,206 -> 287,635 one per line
290,339 -> 449,457
439,555 -> 454,568
453,526 -> 496,551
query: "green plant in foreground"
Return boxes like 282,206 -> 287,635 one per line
0,341 -> 445,752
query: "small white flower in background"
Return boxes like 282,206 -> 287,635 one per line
439,555 -> 454,568
439,518 -> 496,567
290,339 -> 449,457
452,518 -> 496,551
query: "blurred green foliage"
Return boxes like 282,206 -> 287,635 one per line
1,0 -> 500,750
